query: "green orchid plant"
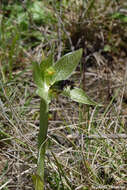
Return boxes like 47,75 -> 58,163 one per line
32,48 -> 101,190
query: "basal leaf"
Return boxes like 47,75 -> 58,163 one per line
51,49 -> 83,85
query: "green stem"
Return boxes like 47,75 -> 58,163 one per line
35,98 -> 49,190
38,99 -> 49,148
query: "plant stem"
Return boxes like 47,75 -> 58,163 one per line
36,98 -> 49,190
38,99 -> 49,148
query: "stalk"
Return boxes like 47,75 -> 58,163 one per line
38,99 -> 49,148
35,98 -> 49,190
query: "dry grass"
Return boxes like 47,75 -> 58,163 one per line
0,56 -> 127,189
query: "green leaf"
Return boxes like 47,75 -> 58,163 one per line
33,60 -> 53,101
63,87 -> 102,106
33,62 -> 50,101
33,53 -> 54,90
40,53 -> 54,71
33,62 -> 44,88
36,85 -> 50,102
44,66 -> 56,86
40,53 -> 55,86
51,49 -> 83,85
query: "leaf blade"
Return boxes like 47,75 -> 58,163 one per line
63,87 -> 102,106
51,49 -> 82,85
33,62 -> 44,88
